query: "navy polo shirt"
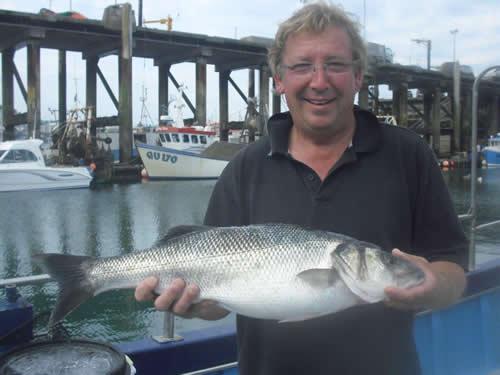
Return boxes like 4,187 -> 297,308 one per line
204,107 -> 468,375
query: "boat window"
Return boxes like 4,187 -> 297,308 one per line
171,134 -> 180,142
183,134 -> 190,143
134,134 -> 146,143
159,134 -> 165,142
200,136 -> 207,144
0,149 -> 38,163
0,150 -> 14,163
27,150 -> 38,161
165,134 -> 171,142
191,135 -> 198,144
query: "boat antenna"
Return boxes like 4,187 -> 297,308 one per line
139,85 -> 154,127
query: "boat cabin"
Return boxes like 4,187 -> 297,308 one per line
0,140 -> 45,167
156,126 -> 217,153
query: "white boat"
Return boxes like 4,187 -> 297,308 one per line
156,124 -> 218,154
0,139 -> 94,192
136,142 -> 235,180
483,133 -> 500,167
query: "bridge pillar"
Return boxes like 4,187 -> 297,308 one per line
158,63 -> 170,119
392,82 -> 408,127
248,69 -> 255,99
58,50 -> 67,128
219,70 -> 230,141
423,89 -> 433,144
259,66 -> 269,135
358,83 -> 369,110
196,59 -> 207,125
462,91 -> 472,152
272,79 -> 281,115
27,40 -> 41,139
119,3 -> 133,162
432,87 -> 441,156
86,56 -> 98,138
2,48 -> 15,140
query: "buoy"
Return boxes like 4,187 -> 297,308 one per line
141,168 -> 149,179
442,160 -> 449,168
90,162 -> 97,170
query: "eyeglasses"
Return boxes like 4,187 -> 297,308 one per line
280,62 -> 356,78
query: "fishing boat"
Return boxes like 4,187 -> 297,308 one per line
135,141 -> 236,180
156,120 -> 218,154
96,118 -> 219,162
0,139 -> 94,192
483,133 -> 500,167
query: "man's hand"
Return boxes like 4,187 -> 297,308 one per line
134,276 -> 230,320
384,249 -> 466,311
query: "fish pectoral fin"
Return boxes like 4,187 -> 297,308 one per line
278,312 -> 332,323
154,225 -> 214,246
296,268 -> 339,289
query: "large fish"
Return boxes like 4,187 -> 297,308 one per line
33,223 -> 425,327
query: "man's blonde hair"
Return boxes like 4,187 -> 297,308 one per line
268,1 -> 367,78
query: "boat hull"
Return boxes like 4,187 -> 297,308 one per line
136,142 -> 228,180
0,167 -> 93,192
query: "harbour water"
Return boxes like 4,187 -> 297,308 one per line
0,168 -> 499,344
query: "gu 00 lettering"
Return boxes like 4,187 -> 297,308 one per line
146,151 -> 178,163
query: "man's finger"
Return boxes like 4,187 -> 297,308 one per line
172,284 -> 200,315
134,276 -> 159,302
154,278 -> 186,311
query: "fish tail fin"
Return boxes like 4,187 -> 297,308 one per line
33,253 -> 97,327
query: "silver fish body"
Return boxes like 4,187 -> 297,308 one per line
33,223 -> 425,326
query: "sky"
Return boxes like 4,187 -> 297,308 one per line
0,0 -> 499,126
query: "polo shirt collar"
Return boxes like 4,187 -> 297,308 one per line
267,106 -> 382,156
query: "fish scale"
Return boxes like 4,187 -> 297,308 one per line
33,223 -> 425,326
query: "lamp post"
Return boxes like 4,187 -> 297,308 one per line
450,29 -> 458,62
450,29 -> 460,156
412,38 -> 431,70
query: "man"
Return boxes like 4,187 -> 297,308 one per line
135,3 -> 467,374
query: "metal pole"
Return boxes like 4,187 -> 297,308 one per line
138,0 -> 143,27
469,65 -> 500,270
450,29 -> 458,63
411,39 -> 431,70
152,312 -> 183,343
426,41 -> 431,70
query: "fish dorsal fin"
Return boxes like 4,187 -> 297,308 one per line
154,225 -> 213,247
296,268 -> 340,289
